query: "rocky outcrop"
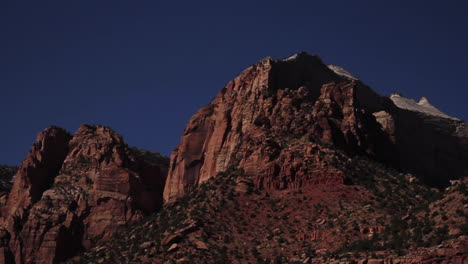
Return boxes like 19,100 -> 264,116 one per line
165,52 -> 468,202
0,127 -> 72,228
0,125 -> 168,264
0,126 -> 72,264
164,53 -> 388,202
390,93 -> 460,121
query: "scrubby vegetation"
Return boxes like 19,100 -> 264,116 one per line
74,153 -> 467,264
130,147 -> 170,167
0,165 -> 17,192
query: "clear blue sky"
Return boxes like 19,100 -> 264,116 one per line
1,1 -> 467,165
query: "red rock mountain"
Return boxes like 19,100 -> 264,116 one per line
73,53 -> 467,264
1,52 -> 467,263
164,52 -> 468,202
78,53 -> 465,264
0,125 -> 168,264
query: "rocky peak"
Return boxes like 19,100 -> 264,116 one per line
61,125 -> 129,175
0,126 -> 72,264
281,51 -> 318,61
390,93 -> 460,121
1,126 -> 71,223
418,96 -> 429,105
164,53 -> 396,203
165,53 -> 468,203
327,64 -> 358,80
0,125 -> 168,263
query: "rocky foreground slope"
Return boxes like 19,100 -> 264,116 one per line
1,52 -> 467,263
80,167 -> 467,263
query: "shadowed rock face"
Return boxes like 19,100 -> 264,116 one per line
394,110 -> 468,187
1,127 -> 72,228
387,94 -> 468,186
164,52 -> 468,202
0,125 -> 168,264
0,127 -> 71,264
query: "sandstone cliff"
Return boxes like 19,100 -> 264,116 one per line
164,52 -> 468,203
0,125 -> 168,264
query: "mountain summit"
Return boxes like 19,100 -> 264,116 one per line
164,52 -> 393,202
164,52 -> 468,202
390,93 -> 460,121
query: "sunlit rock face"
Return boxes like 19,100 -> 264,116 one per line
390,93 -> 460,121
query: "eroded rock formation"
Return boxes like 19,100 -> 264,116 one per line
0,125 -> 168,264
165,52 -> 468,202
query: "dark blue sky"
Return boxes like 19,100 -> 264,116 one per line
1,1 -> 467,165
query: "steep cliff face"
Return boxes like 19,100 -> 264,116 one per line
0,125 -> 168,264
386,93 -> 468,186
0,127 -> 71,263
1,127 -> 72,230
394,110 -> 468,187
164,53 -> 468,202
165,53 -> 393,202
